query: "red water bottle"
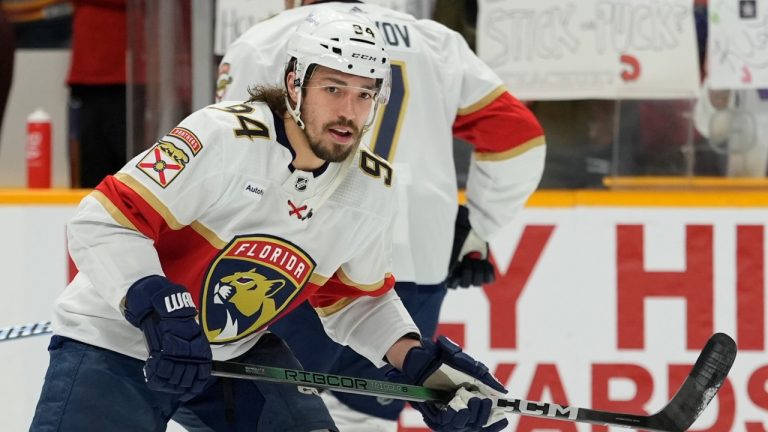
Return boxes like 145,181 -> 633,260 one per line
26,108 -> 52,188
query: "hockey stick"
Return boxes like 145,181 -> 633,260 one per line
0,321 -> 52,342
212,332 -> 736,432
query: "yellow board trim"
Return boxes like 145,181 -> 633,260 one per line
2,186 -> 768,209
0,189 -> 90,204
604,176 -> 768,189
456,189 -> 768,207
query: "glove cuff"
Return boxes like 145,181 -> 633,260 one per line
123,275 -> 195,327
400,338 -> 441,385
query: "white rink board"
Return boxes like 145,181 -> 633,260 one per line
1,201 -> 766,431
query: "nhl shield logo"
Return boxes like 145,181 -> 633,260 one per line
201,235 -> 316,344
295,176 -> 308,191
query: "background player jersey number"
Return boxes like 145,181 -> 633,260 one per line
370,61 -> 407,162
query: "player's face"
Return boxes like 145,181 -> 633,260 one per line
300,66 -> 378,162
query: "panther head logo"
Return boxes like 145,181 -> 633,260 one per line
213,268 -> 285,317
157,140 -> 190,166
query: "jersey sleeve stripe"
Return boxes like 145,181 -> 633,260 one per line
453,91 -> 545,154
457,85 -> 507,116
337,268 -> 393,292
113,173 -> 228,249
310,273 -> 331,286
90,190 -> 139,231
313,297 -> 356,317
94,175 -> 227,299
474,135 -> 546,161
309,272 -> 396,316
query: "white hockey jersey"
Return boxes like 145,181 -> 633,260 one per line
218,1 -> 546,284
54,101 -> 418,366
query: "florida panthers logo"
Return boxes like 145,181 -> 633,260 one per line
215,268 -> 289,319
202,235 -> 315,343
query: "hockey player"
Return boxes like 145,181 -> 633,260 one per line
30,9 -> 508,432
217,1 -> 546,430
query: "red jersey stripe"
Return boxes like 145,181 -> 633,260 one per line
453,91 -> 544,156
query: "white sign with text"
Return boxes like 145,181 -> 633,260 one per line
477,0 -> 701,100
708,0 -> 768,89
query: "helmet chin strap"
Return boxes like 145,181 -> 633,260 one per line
286,79 -> 306,130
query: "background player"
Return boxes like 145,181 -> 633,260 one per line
218,0 -> 546,430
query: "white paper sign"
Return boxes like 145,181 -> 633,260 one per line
708,0 -> 768,89
214,0 -> 285,55
477,0 -> 701,100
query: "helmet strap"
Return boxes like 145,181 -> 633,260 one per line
286,76 -> 306,130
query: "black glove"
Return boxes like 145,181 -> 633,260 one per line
387,336 -> 509,431
447,206 -> 495,288
123,275 -> 212,400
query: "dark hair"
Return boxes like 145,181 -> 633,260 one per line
246,57 -> 318,116
246,85 -> 288,116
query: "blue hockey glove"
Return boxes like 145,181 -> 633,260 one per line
388,336 -> 509,431
123,275 -> 212,400
447,206 -> 495,289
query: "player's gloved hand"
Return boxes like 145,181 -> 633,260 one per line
123,275 -> 212,400
388,336 -> 509,432
447,205 -> 495,288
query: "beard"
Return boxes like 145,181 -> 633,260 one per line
304,117 -> 362,163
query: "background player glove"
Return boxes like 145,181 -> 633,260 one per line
123,275 -> 212,400
447,205 -> 495,288
388,336 -> 509,431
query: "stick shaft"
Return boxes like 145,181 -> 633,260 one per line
0,321 -> 52,342
212,332 -> 736,432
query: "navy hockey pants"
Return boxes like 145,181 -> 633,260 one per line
30,333 -> 336,432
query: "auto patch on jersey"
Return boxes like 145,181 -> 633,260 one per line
242,181 -> 266,201
136,140 -> 190,188
201,235 -> 315,343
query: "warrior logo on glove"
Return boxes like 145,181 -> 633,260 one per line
201,235 -> 316,343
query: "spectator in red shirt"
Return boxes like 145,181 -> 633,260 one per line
67,0 -> 128,187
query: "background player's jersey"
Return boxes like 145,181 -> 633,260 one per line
53,101 -> 418,366
218,2 -> 546,284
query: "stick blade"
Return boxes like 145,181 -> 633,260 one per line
649,332 -> 737,431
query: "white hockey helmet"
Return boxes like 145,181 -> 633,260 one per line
284,7 -> 391,129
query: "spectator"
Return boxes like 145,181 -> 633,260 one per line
0,0 -> 72,48
66,0 -> 128,187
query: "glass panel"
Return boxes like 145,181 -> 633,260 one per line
126,0 -> 193,157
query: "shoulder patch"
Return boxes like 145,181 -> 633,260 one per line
169,127 -> 203,155
136,141 -> 189,188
